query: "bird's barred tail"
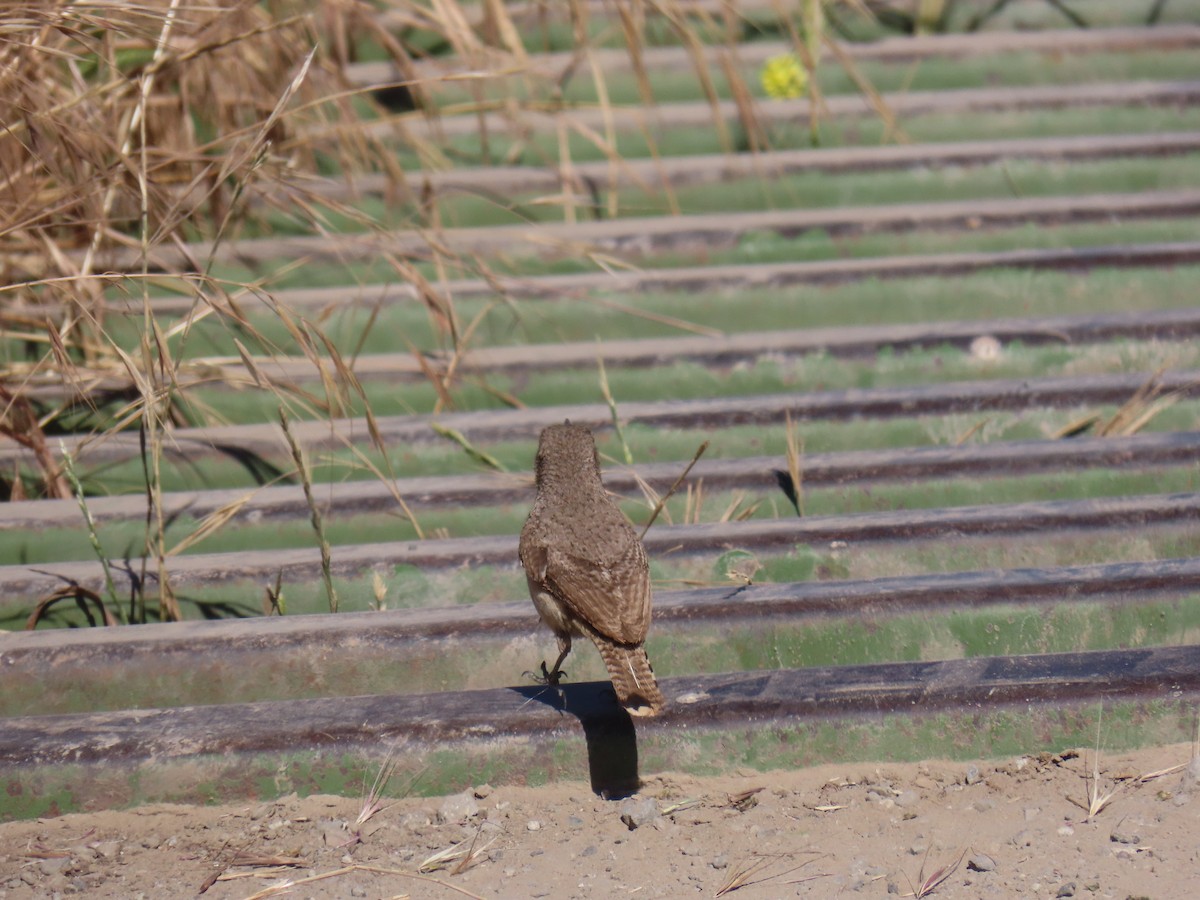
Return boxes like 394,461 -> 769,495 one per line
591,637 -> 666,717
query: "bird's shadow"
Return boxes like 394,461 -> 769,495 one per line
510,680 -> 641,800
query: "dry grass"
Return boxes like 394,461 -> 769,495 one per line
3,1 -> 899,624
783,410 -> 804,516
1,1 -> 448,621
279,406 -> 338,612
1053,369 -> 1184,440
903,846 -> 966,898
638,439 -> 709,538
716,850 -> 829,895
418,829 -> 495,875
217,862 -> 485,900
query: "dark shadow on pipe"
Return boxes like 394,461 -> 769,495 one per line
510,680 -> 641,800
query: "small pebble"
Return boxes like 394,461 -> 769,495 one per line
964,765 -> 983,785
1110,828 -> 1141,845
968,854 -> 997,873
92,841 -> 122,860
38,858 -> 70,877
1056,883 -> 1076,898
526,819 -> 542,832
711,854 -> 728,870
970,335 -> 1002,360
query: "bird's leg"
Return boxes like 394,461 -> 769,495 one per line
528,634 -> 572,687
544,634 -> 572,685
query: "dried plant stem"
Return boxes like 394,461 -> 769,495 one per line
229,862 -> 485,900
59,442 -> 122,619
597,355 -> 633,465
138,377 -> 181,624
640,440 -> 709,539
431,422 -> 507,472
25,585 -> 119,630
784,411 -> 804,516
279,407 -> 338,613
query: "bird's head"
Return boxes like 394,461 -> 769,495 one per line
534,421 -> 601,489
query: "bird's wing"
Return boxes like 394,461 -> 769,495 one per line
542,540 -> 651,645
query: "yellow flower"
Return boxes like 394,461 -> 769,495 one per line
760,53 -> 807,100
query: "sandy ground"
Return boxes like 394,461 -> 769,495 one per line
2,742 -> 1197,899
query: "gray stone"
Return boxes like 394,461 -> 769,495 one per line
92,841 -> 122,860
437,791 -> 480,824
1109,828 -> 1140,845
896,791 -> 920,809
964,765 -> 983,785
320,819 -> 355,848
1056,883 -> 1076,898
968,854 -> 997,872
619,796 -> 660,830
38,858 -> 70,877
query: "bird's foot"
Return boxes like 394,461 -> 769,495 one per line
524,660 -> 567,687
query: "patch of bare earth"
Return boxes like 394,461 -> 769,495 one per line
2,742 -> 1197,899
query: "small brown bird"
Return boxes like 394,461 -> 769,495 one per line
519,422 -> 666,717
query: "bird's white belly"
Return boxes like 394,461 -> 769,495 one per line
531,588 -> 581,636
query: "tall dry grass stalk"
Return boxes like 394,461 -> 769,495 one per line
1,2 -> 424,621
2,1 -> 410,441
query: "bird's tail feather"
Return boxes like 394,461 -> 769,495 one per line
590,636 -> 666,717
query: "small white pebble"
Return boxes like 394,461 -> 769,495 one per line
970,335 -> 1002,360
527,820 -> 542,832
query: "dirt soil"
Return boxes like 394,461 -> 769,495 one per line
2,742 -> 1197,899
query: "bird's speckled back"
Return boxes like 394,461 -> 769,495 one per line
522,423 -> 637,567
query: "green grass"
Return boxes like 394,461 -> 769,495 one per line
4,463 -> 1197,570
477,217 -> 1200,278
77,265 -> 1200,427
398,103 -> 1200,171
423,47 -> 1200,108
35,306 -> 1200,439
11,521 -> 1199,627
240,150 -> 1200,235
92,249 -> 1200,370
352,1 -> 1200,62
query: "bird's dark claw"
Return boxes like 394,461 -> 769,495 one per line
524,660 -> 567,686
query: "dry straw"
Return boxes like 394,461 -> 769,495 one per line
5,1 -> 902,625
